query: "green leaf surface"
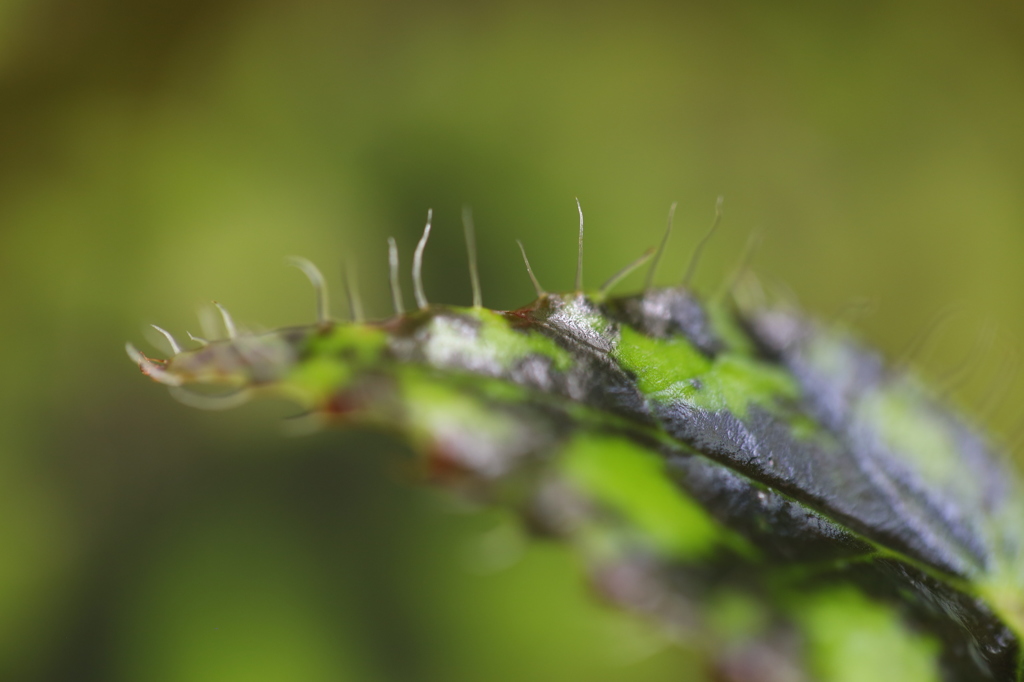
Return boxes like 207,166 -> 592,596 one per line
129,284 -> 1024,681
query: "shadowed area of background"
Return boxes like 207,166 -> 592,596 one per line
2,0 -> 1024,680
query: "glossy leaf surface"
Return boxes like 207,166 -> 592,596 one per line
129,286 -> 1024,681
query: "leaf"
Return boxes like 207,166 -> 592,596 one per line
128,276 -> 1024,681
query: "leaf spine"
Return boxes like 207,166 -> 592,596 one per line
287,256 -> 330,325
413,209 -> 433,310
462,206 -> 483,308
645,201 -> 677,290
575,198 -> 584,292
516,239 -> 546,297
682,195 -> 724,287
387,237 -> 405,315
214,302 -> 238,339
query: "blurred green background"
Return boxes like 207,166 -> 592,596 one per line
2,0 -> 1024,680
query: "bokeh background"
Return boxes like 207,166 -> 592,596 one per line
2,1 -> 1024,680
